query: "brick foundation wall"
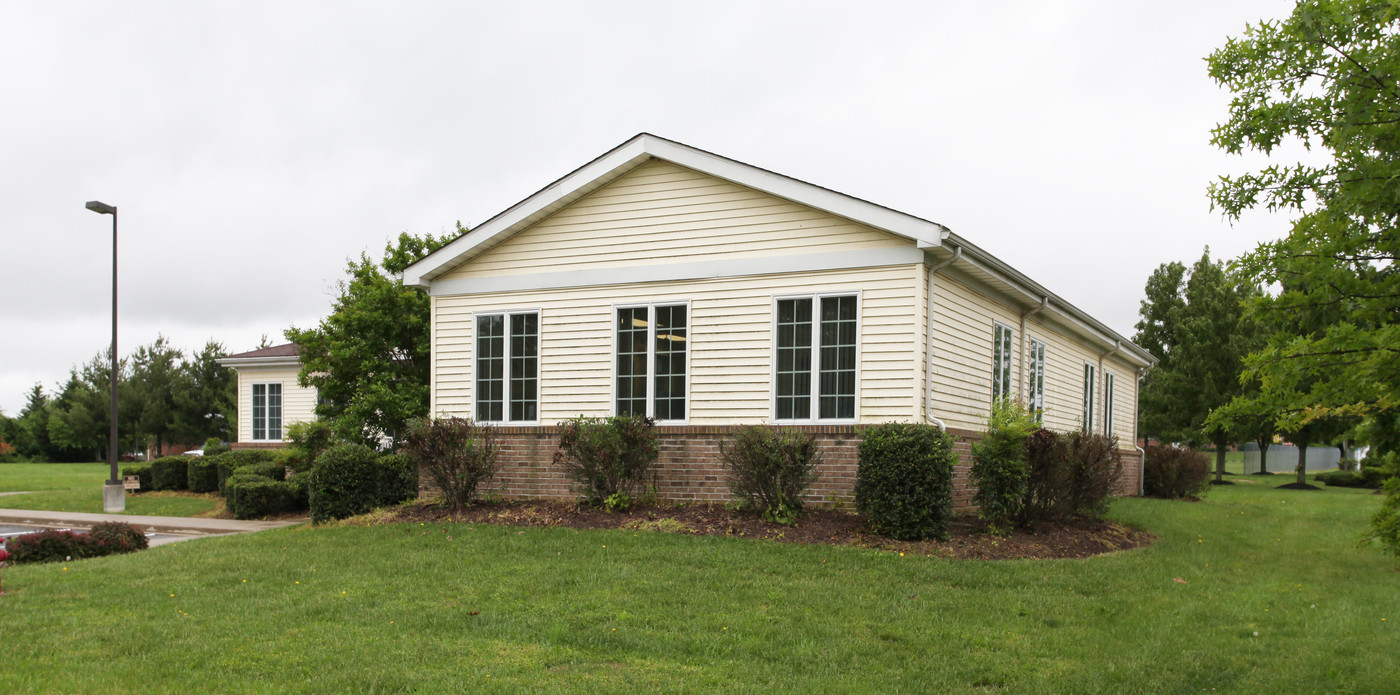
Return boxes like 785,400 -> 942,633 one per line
460,425 -> 1142,512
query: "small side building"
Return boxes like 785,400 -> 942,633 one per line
216,343 -> 317,449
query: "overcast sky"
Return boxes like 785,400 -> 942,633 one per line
0,1 -> 1302,416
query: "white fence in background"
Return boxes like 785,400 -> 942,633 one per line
1239,443 -> 1342,474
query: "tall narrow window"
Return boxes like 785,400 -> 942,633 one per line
653,305 -> 687,421
1104,371 -> 1115,436
509,313 -> 539,422
992,323 -> 1014,401
775,298 -> 813,420
476,311 -> 538,423
775,294 -> 857,421
252,383 -> 282,441
819,296 -> 857,419
1083,363 -> 1097,430
1027,339 -> 1046,420
615,304 -> 687,420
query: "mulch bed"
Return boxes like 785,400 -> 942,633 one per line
388,500 -> 1155,561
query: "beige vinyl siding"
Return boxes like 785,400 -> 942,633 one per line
234,364 -> 317,443
440,159 -> 908,280
1106,356 -> 1139,445
432,265 -> 921,424
927,272 -> 1024,431
1028,319 -> 1102,434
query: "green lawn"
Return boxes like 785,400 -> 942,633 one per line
0,463 -> 218,517
1,477 -> 1395,693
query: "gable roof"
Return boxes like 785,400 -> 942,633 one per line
224,343 -> 299,359
217,343 -> 301,369
402,133 -> 1155,369
401,133 -> 951,287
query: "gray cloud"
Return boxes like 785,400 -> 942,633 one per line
0,0 -> 1300,414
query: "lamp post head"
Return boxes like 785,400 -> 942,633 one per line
85,201 -> 116,215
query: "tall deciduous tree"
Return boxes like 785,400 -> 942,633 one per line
1207,1 -> 1400,456
286,229 -> 456,449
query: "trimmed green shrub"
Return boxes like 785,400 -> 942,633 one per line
309,444 -> 417,523
121,464 -> 152,493
970,400 -> 1038,533
378,453 -> 419,506
1144,445 -> 1212,499
202,437 -> 231,457
149,456 -> 190,491
1338,458 -> 1360,472
1369,454 -> 1400,558
287,420 -> 334,471
1022,428 -> 1075,523
721,425 -> 820,525
285,470 -> 312,509
210,450 -> 279,494
553,415 -> 659,510
855,422 -> 957,541
221,462 -> 286,504
187,458 -> 220,493
405,417 -> 497,511
6,522 -> 148,564
227,476 -> 295,520
1066,431 -> 1123,519
1317,469 -> 1385,489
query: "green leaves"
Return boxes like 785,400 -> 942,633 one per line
286,230 -> 452,450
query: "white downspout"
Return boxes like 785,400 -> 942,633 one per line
924,246 -> 962,430
1134,366 -> 1146,496
1018,296 -> 1048,400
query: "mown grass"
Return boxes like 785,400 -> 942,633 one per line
1,476 -> 1396,693
0,463 -> 217,517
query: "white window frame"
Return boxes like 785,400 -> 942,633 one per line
1104,371 -> 1115,436
1027,338 -> 1046,420
251,382 -> 283,441
770,291 -> 862,424
992,321 -> 1014,402
1083,362 -> 1097,431
610,301 -> 691,424
473,309 -> 542,425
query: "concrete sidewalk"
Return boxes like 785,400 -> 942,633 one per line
0,508 -> 305,535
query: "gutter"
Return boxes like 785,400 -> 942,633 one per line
923,246 -> 962,430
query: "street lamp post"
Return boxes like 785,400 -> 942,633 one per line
85,200 -> 124,513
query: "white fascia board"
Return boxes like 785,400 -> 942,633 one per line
401,133 -> 950,288
216,356 -> 303,369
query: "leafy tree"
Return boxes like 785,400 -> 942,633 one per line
286,229 -> 456,449
1135,250 -> 1260,480
46,370 -> 104,461
1207,1 -> 1400,455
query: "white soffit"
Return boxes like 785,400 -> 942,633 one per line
400,133 -> 951,287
